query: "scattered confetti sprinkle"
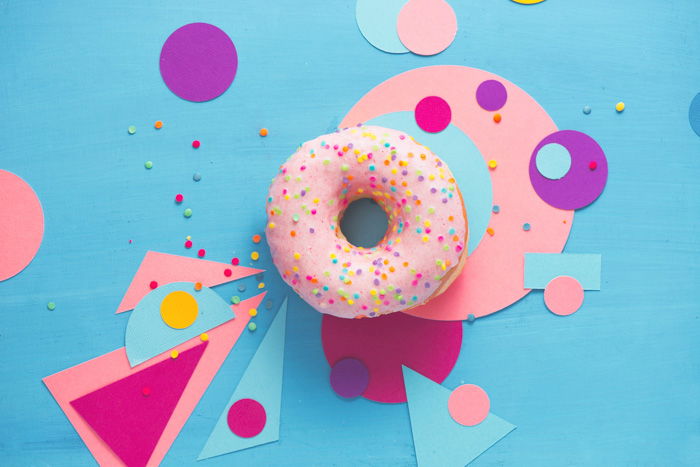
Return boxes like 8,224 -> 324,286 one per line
248,322 -> 257,332
583,105 -> 591,115
149,280 -> 158,289
193,173 -> 202,182
589,161 -> 598,170
144,161 -> 153,169
492,205 -> 500,214
183,208 -> 193,218
197,249 -> 206,258
252,234 -> 261,243
259,128 -> 268,137
257,282 -> 265,289
200,332 -> 209,341
231,257 -> 240,265
170,350 -> 179,359
154,121 -> 163,129
142,387 -> 151,396
238,284 -> 246,292
265,299 -> 273,310
47,302 -> 56,311
249,308 -> 257,317
192,140 -> 201,149
251,251 -> 260,261
615,101 -> 625,112
523,223 -> 531,231
486,227 -> 495,236
175,193 -> 184,203
488,160 -> 498,169
231,296 -> 241,304
467,313 -> 475,322
128,125 -> 136,135
194,282 -> 202,291
184,240 -> 193,248
493,113 -> 502,123
224,268 -> 232,277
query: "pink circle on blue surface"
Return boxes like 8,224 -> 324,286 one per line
447,384 -> 490,426
528,130 -> 608,210
160,23 -> 238,102
330,357 -> 369,399
476,80 -> 508,111
544,276 -> 584,316
415,96 -> 452,133
227,398 -> 266,438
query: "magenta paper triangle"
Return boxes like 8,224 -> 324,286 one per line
116,251 -> 263,313
70,342 -> 207,467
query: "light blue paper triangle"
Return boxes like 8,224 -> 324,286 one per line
402,366 -> 516,467
198,298 -> 287,460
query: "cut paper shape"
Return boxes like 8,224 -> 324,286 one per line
198,298 -> 287,460
367,112 -> 492,255
227,399 -> 267,438
321,312 -> 462,403
43,293 -> 264,466
544,276 -> 584,316
535,143 -> 571,180
414,96 -> 452,133
342,65 -> 574,321
160,23 -> 238,102
403,367 -> 516,466
397,0 -> 457,56
528,130 -> 608,210
524,253 -> 601,290
70,343 -> 207,467
476,80 -> 508,111
448,384 -> 490,426
355,0 -> 409,54
116,251 -> 263,313
330,357 -> 369,399
126,282 -> 236,367
511,0 -> 546,4
160,290 -> 199,329
0,170 -> 44,281
689,93 -> 700,137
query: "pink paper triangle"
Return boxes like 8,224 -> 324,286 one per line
116,251 -> 263,313
43,292 -> 265,466
70,343 -> 207,467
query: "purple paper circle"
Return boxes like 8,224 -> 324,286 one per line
476,80 -> 508,111
330,357 -> 369,399
227,398 -> 266,438
159,23 -> 238,102
529,130 -> 608,210
414,96 -> 452,133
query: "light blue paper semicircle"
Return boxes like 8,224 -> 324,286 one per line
356,0 -> 410,54
367,112 -> 493,254
125,282 -> 235,367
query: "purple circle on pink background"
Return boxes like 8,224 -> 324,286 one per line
414,96 -> 452,133
227,398 -> 266,438
529,130 -> 608,210
476,80 -> 507,111
160,23 -> 238,102
330,357 -> 369,399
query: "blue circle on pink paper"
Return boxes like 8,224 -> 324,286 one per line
528,130 -> 608,210
160,23 -> 238,102
535,143 -> 571,180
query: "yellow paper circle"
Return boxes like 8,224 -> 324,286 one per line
160,290 -> 199,329
511,0 -> 546,4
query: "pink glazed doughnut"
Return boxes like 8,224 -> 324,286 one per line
265,125 -> 468,319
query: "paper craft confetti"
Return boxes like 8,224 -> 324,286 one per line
544,276 -> 585,316
524,253 -> 601,290
689,93 -> 700,137
330,358 -> 370,399
355,0 -> 410,54
198,298 -> 287,460
0,170 -> 44,281
403,367 -> 516,466
397,0 -> 457,56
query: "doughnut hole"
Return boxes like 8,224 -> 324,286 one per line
338,198 -> 389,248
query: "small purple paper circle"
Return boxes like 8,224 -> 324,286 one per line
330,357 -> 369,399
476,80 -> 507,111
528,130 -> 608,210
414,96 -> 452,133
159,23 -> 238,102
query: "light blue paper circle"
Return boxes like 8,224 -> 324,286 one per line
356,0 -> 409,54
689,93 -> 700,137
367,112 -> 493,254
535,143 -> 572,180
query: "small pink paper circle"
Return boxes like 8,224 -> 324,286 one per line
448,384 -> 490,426
159,23 -> 238,102
544,276 -> 584,316
415,96 -> 452,133
227,398 -> 266,438
0,170 -> 44,281
397,0 -> 457,56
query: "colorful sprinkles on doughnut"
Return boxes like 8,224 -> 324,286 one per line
266,125 -> 467,319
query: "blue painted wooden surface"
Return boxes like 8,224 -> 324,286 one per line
1,1 -> 698,465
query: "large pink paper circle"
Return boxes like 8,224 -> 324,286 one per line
544,276 -> 584,316
340,66 -> 574,321
159,23 -> 238,102
0,170 -> 44,281
321,312 -> 462,403
397,0 -> 457,56
227,398 -> 266,438
447,384 -> 490,426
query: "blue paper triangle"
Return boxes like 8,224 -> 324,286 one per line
402,366 -> 516,467
198,298 -> 287,460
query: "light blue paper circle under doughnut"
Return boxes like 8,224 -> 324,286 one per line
535,143 -> 572,180
367,112 -> 493,255
356,0 -> 410,54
